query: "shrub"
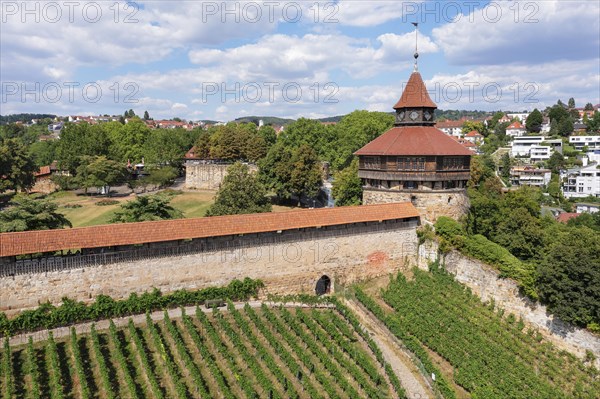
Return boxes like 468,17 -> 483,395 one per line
0,277 -> 264,337
95,199 -> 119,206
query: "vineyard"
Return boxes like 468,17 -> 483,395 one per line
0,301 -> 406,399
355,265 -> 600,399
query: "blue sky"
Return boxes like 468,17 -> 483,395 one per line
1,0 -> 599,121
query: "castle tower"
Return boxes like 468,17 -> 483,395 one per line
354,52 -> 471,221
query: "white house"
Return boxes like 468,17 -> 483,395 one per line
569,135 -> 600,151
437,120 -> 463,138
529,145 -> 554,162
464,130 -> 484,144
575,202 -> 599,214
506,121 -> 526,137
510,166 -> 551,187
562,163 -> 600,199
511,136 -> 562,158
507,113 -> 529,122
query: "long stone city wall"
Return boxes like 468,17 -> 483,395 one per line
440,249 -> 600,367
363,189 -> 470,221
0,221 -> 418,316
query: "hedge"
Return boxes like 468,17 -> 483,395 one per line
0,278 -> 264,337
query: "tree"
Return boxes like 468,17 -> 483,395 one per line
548,104 -> 570,124
111,192 -> 182,223
75,156 -> 127,195
525,109 -> 543,133
461,121 -> 486,136
289,145 -> 323,201
0,138 -> 37,192
258,125 -> 277,148
468,155 -> 496,188
108,118 -> 150,162
194,131 -> 212,159
537,227 -> 600,328
29,140 -> 57,167
331,159 -> 362,206
143,110 -> 150,120
259,142 -> 294,198
585,111 -> 600,133
500,153 -> 512,180
205,162 -> 271,216
330,111 -> 394,170
55,122 -> 111,173
558,118 -> 574,137
493,207 -> 544,260
0,195 -> 71,232
568,97 -> 576,109
546,151 -> 565,173
143,166 -> 179,190
142,128 -> 187,168
584,103 -> 594,111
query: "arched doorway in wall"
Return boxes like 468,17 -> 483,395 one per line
315,275 -> 331,296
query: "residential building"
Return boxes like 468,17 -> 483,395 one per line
529,145 -> 554,162
511,136 -> 562,158
506,121 -> 526,137
498,114 -> 511,124
540,117 -> 551,134
510,166 -> 551,187
436,120 -> 463,138
562,163 -> 600,199
569,135 -> 600,151
464,130 -> 483,144
507,112 -> 529,122
575,203 -> 599,214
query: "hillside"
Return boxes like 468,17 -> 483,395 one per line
356,266 -> 600,399
1,302 -> 405,399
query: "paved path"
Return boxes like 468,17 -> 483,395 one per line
343,298 -> 435,399
6,301 -> 334,347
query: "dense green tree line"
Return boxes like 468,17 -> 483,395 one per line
441,156 -> 600,331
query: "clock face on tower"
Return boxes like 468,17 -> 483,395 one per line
409,111 -> 419,121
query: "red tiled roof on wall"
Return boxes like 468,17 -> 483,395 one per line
0,203 -> 420,257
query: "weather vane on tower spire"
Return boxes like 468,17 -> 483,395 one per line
412,22 -> 419,72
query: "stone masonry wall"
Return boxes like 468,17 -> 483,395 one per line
363,189 -> 470,221
185,163 -> 258,190
0,224 -> 418,316
441,250 -> 600,366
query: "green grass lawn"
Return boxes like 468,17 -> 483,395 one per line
47,189 -> 299,228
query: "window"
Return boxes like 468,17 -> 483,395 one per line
443,157 -> 466,170
397,157 -> 425,171
364,157 -> 380,169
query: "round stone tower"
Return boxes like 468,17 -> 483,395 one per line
354,65 -> 472,222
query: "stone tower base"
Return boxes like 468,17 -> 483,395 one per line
363,188 -> 469,222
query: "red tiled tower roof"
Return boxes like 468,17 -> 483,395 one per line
354,126 -> 473,156
393,72 -> 437,109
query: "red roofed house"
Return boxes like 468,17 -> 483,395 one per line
506,121 -> 526,137
465,130 -> 484,144
355,60 -> 472,221
556,212 -> 579,224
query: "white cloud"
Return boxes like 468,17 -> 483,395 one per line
189,32 -> 438,81
426,60 -> 600,111
432,0 -> 600,65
